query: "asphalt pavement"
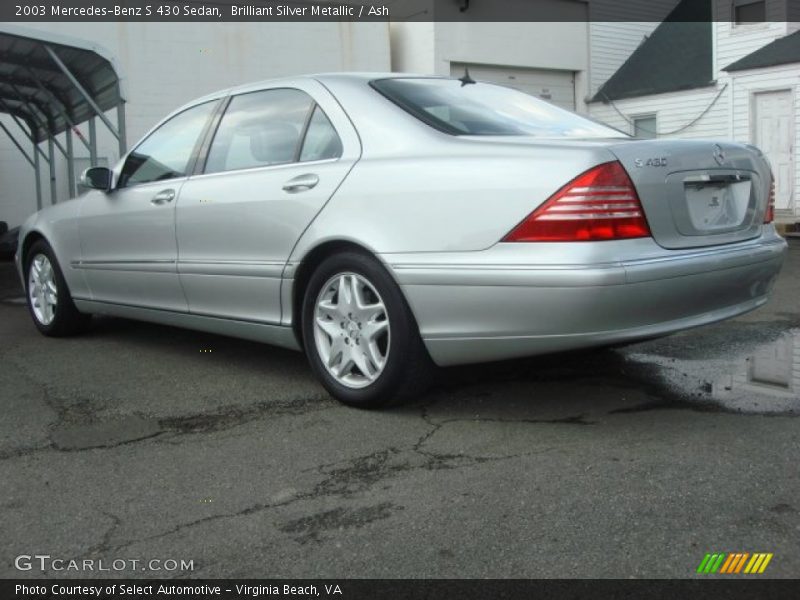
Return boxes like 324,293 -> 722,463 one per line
1,241 -> 798,579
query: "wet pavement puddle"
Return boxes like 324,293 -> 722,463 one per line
628,328 -> 800,414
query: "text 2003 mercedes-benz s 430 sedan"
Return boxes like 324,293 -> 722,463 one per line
16,74 -> 787,407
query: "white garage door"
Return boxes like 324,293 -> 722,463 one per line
450,63 -> 576,111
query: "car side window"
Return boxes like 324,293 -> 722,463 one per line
300,106 -> 343,162
118,101 -> 216,187
205,89 -> 314,174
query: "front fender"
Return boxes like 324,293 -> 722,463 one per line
16,197 -> 89,299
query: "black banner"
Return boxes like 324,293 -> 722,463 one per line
3,579 -> 800,600
3,0 -> 799,22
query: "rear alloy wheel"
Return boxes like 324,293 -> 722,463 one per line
314,272 -> 390,388
25,240 -> 90,336
302,251 -> 434,408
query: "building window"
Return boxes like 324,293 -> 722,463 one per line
633,115 -> 657,139
734,0 -> 766,24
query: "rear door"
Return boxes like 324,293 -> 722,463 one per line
175,80 -> 360,324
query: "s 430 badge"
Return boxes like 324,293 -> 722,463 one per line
634,157 -> 668,168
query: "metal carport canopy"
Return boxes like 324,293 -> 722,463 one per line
0,24 -> 127,207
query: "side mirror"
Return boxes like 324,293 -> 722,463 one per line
80,167 -> 112,191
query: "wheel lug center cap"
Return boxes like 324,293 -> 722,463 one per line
346,319 -> 360,339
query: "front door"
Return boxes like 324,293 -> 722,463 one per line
753,90 -> 795,212
78,100 -> 218,311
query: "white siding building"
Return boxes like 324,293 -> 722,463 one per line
389,2 -> 678,115
390,20 -> 591,112
587,0 -> 678,97
3,3 -> 799,229
589,0 -> 800,223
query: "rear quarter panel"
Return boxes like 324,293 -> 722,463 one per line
289,140 -> 617,257
298,74 -> 620,256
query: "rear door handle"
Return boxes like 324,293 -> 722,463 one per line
282,174 -> 319,193
151,189 -> 176,205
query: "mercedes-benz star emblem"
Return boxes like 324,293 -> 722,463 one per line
713,144 -> 726,166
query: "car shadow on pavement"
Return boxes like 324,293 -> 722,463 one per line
85,313 -> 313,375
67,311 -> 660,420
3,258 -> 795,422
404,346 -> 694,418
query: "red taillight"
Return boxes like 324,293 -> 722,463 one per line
764,175 -> 775,224
503,161 -> 651,242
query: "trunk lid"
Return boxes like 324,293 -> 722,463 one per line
608,139 -> 769,249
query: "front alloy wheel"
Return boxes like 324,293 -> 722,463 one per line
24,239 -> 90,337
302,251 -> 434,408
28,254 -> 58,326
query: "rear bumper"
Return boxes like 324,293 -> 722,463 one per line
384,232 -> 787,366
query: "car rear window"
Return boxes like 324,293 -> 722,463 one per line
371,78 -> 626,138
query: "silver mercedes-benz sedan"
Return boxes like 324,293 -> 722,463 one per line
16,73 -> 787,407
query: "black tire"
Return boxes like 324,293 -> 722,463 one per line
301,251 -> 434,408
24,240 -> 91,337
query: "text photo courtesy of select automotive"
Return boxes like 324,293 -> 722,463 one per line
1,0 -> 800,595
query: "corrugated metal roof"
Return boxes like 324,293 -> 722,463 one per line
0,25 -> 125,142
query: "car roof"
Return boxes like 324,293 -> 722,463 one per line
189,72 -> 441,105
139,72 -> 450,158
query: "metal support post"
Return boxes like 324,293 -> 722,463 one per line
47,136 -> 56,205
44,44 -> 120,140
88,116 -> 97,166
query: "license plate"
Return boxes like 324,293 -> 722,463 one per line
684,180 -> 751,232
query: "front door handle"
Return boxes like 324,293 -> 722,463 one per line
282,174 -> 319,194
151,189 -> 176,205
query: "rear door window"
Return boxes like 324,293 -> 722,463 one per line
205,89 -> 314,174
299,106 -> 343,162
